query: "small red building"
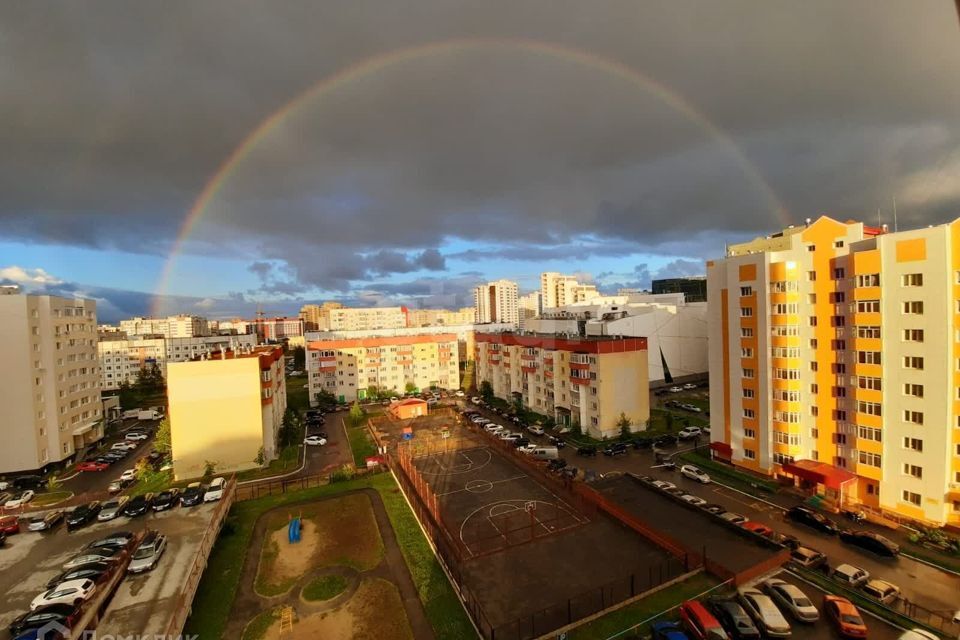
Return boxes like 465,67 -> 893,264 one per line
389,398 -> 428,420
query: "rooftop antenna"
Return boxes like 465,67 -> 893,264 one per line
877,207 -> 881,228
892,197 -> 898,233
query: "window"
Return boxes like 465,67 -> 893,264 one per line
833,268 -> 845,279
901,273 -> 923,287
744,428 -> 756,438
902,329 -> 924,342
903,383 -> 923,398
810,338 -> 818,349
809,316 -> 818,327
857,326 -> 881,339
740,286 -> 753,296
742,368 -> 755,379
856,300 -> 880,313
770,281 -> 798,293
902,301 -> 924,315
858,451 -> 882,467
808,293 -> 817,304
774,431 -> 801,445
773,453 -> 795,465
857,274 -> 880,287
772,303 -> 798,315
774,368 -> 799,380
773,389 -> 800,402
830,291 -> 846,303
903,356 -> 924,370
741,348 -> 754,358
742,388 -> 755,399
903,437 -> 923,452
810,406 -> 818,417
902,491 -> 921,506
810,362 -> 818,372
743,408 -> 756,419
807,271 -> 817,281
857,351 -> 882,365
774,411 -> 801,424
740,307 -> 753,317
743,449 -> 756,460
740,327 -> 754,338
857,401 -> 882,416
857,425 -> 882,442
903,410 -> 923,425
772,347 -> 800,358
857,376 -> 882,391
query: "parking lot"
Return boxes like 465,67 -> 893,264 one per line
0,498 -> 221,637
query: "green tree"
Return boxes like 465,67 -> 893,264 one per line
543,416 -> 556,429
255,447 -> 265,466
571,421 -> 582,437
480,380 -> 494,402
292,346 -> 306,370
366,385 -> 380,400
665,412 -> 674,431
349,401 -> 365,427
153,418 -> 172,455
617,412 -> 632,439
314,389 -> 337,412
278,408 -> 301,448
405,381 -> 418,394
202,460 -> 218,481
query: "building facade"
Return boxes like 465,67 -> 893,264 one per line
652,277 -> 708,302
98,334 -> 258,391
306,334 -> 459,404
406,307 -> 476,327
299,302 -> 344,331
254,317 -> 304,342
518,291 -> 543,329
326,306 -> 408,332
475,332 -> 649,439
167,346 -> 286,480
0,287 -> 102,474
708,216 -> 960,526
119,315 -> 210,338
473,279 -> 519,325
540,272 -> 600,309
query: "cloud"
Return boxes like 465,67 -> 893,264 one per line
0,266 -> 63,285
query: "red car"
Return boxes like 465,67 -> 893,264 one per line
0,514 -> 20,535
741,521 -> 774,537
679,600 -> 729,640
76,461 -> 109,472
823,595 -> 867,638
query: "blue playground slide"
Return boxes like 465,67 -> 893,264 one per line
288,517 -> 301,543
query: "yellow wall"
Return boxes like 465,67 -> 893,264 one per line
168,357 -> 265,480
597,349 -> 650,437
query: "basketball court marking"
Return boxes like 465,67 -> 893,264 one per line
416,447 -> 493,476
435,474 -> 526,497
459,498 -> 588,556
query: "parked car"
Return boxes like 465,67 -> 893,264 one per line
651,620 -> 690,640
701,503 -> 725,514
603,443 -> 629,457
26,510 -> 64,532
152,488 -> 181,512
517,444 -> 537,455
680,494 -> 707,507
762,578 -> 819,622
632,437 -> 654,449
679,600 -> 729,640
651,480 -> 677,491
830,563 -> 870,588
108,478 -> 133,494
547,435 -> 566,449
789,545 -> 827,569
861,579 -> 901,605
8,603 -> 82,638
88,531 -> 135,550
678,428 -> 703,442
669,386 -> 683,393
770,532 -> 801,550
680,404 -> 702,413
655,434 -> 678,447
63,547 -> 124,569
46,562 -> 115,589
719,512 -> 747,525
706,597 -> 760,640
822,595 -> 868,638
785,506 -> 838,535
121,493 -> 155,518
204,477 -> 226,502
4,490 -> 35,509
110,442 -> 136,451
838,530 -> 900,557
65,502 -> 102,531
30,578 -> 96,611
740,521 -> 774,537
12,476 -> 48,490
738,587 -> 791,638
128,530 -> 167,574
180,482 -> 204,507
527,425 -> 545,436
96,497 -> 129,522
546,458 -> 568,472
0,514 -> 21,535
897,630 -> 939,640
125,431 -> 149,441
680,465 -> 711,483
304,435 -> 327,446
76,461 -> 109,472
683,383 -> 698,390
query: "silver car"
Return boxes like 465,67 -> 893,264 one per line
97,496 -> 130,521
128,531 -> 167,574
762,578 -> 819,622
739,587 -> 792,638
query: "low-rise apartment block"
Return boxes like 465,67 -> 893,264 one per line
167,345 -> 286,480
119,314 -> 210,338
327,306 -> 408,331
254,317 -> 304,342
406,307 -> 476,327
708,215 -> 960,526
306,334 -> 459,404
475,332 -> 649,439
0,287 -> 102,474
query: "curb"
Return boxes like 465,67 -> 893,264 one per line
237,446 -> 307,486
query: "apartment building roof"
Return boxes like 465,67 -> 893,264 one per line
307,333 -> 457,349
475,332 -> 647,353
189,345 -> 283,369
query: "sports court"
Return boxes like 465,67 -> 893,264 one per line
413,445 -> 588,557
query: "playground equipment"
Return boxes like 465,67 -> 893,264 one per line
288,513 -> 302,543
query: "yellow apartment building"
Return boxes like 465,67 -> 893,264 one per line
167,345 -> 286,480
708,215 -> 960,526
475,332 -> 649,439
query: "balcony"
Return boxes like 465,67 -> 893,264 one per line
569,353 -> 590,365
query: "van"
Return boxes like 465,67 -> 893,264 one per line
530,447 -> 560,461
203,477 -> 226,502
679,600 -> 729,640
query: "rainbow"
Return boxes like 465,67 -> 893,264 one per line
152,37 -> 788,314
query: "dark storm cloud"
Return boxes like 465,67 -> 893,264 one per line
0,0 -> 958,296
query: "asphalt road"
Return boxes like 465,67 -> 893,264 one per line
462,401 -> 960,621
301,408 -> 355,477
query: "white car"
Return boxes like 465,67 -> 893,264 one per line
527,425 -> 545,436
203,477 -> 225,502
679,494 -> 707,507
680,464 -> 711,483
517,444 -> 537,455
304,435 -> 327,446
678,427 -> 703,440
484,424 -> 504,434
861,579 -> 900,604
897,631 -> 939,640
120,469 -> 137,482
0,481 -> 8,491
681,404 -> 702,413
762,578 -> 819,622
111,442 -> 136,451
830,563 -> 870,588
651,480 -> 676,491
4,490 -> 35,509
500,432 -> 521,442
454,390 -> 465,397
125,432 -> 149,441
738,587 -> 791,638
30,578 -> 96,610
683,383 -> 698,390
669,386 -> 683,393
719,512 -> 747,525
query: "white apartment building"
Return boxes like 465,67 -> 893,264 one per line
406,307 -> 476,327
518,291 -> 542,329
0,287 -> 102,474
473,279 -> 519,325
326,306 -> 408,331
98,333 -> 258,391
540,272 -> 600,309
526,292 -> 708,385
119,314 -> 210,338
255,317 -> 305,342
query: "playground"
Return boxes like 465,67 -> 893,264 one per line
232,490 -> 432,640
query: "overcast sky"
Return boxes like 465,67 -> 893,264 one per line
1,1 -> 958,322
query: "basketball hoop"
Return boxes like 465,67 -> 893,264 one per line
525,501 -> 537,513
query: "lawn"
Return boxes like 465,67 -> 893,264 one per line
236,445 -> 303,482
184,472 -> 473,640
286,373 -> 310,412
302,574 -> 348,601
129,469 -> 174,497
347,422 -> 379,467
567,572 -> 721,639
241,607 -> 280,640
31,491 -> 73,507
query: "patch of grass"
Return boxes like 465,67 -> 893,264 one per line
347,423 -> 379,467
567,573 -> 721,639
32,491 -> 73,507
286,373 -> 310,412
903,544 -> 960,574
678,450 -> 780,494
302,574 -> 348,601
236,445 -> 302,482
129,469 -> 173,497
241,607 -> 280,640
185,473 -> 472,640
254,537 -> 298,597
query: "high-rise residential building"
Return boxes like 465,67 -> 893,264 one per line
167,345 -> 286,480
540,272 -> 600,309
652,277 -> 708,302
406,307 -> 476,327
215,318 -> 255,335
325,306 -> 408,331
708,215 -> 960,527
306,334 -> 459,404
254,317 -> 304,342
473,279 -> 519,325
518,291 -> 542,329
299,302 -> 345,331
119,315 -> 210,338
98,334 -> 258,391
475,332 -> 649,439
0,287 -> 102,474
